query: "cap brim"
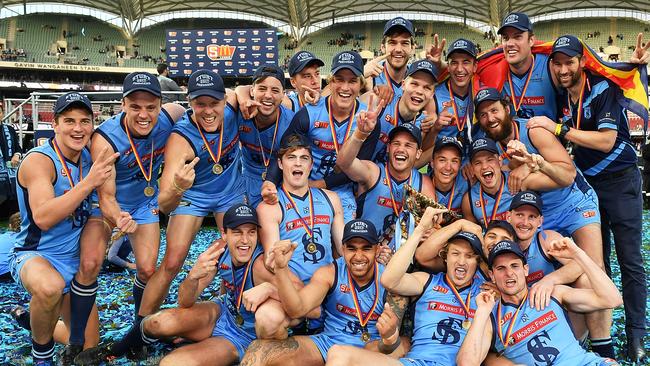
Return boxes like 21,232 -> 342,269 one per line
407,68 -> 437,81
224,218 -> 260,230
550,49 -> 581,58
189,89 -> 226,101
470,147 -> 499,160
434,141 -> 462,153
123,87 -> 162,98
389,126 -> 422,147
384,25 -> 414,37
475,96 -> 501,110
342,234 -> 378,245
447,48 -> 477,59
331,65 -> 362,77
291,59 -> 325,76
489,249 -> 526,267
497,24 -> 530,35
509,201 -> 542,213
55,101 -> 93,115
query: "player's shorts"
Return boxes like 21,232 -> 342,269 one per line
211,299 -> 256,361
400,358 -> 445,366
334,186 -> 356,222
124,196 -> 160,224
171,182 -> 246,217
542,188 -> 600,236
309,333 -> 337,361
9,251 -> 79,294
243,173 -> 264,208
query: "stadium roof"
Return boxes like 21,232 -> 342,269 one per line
1,1 -> 649,38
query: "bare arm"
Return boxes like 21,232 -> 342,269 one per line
92,134 -> 121,225
457,291 -> 495,366
528,127 -> 576,187
158,134 -> 197,214
177,242 -> 225,308
162,102 -> 187,123
414,219 -> 483,270
324,189 -> 345,257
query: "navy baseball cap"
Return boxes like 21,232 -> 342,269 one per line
434,136 -> 463,155
486,220 -> 517,241
188,69 -> 225,100
474,88 -> 502,110
449,231 -> 483,256
253,64 -> 285,87
498,12 -> 533,35
469,137 -> 499,160
343,219 -> 378,245
223,203 -> 259,229
54,92 -> 93,115
123,71 -> 162,98
279,133 -> 311,150
551,35 -> 583,58
447,38 -> 478,59
406,59 -> 438,81
510,191 -> 543,214
288,51 -> 325,76
383,17 -> 415,37
488,240 -> 527,268
389,122 -> 422,147
331,51 -> 364,77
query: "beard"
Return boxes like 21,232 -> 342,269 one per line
487,113 -> 513,142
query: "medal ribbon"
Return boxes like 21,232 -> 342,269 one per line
124,121 -> 153,184
281,186 -> 314,239
445,274 -> 472,320
498,121 -> 520,160
298,93 -> 305,109
192,117 -> 223,165
479,174 -> 505,227
383,63 -> 394,87
255,109 -> 281,171
231,258 -> 254,314
327,96 -> 356,154
447,81 -> 467,131
51,138 -> 82,189
506,56 -> 535,113
568,73 -> 588,130
347,262 -> 380,329
391,97 -> 401,126
385,164 -> 412,217
497,290 -> 529,349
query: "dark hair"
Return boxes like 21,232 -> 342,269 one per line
485,220 -> 517,240
278,135 -> 312,159
157,63 -> 168,75
382,31 -> 415,46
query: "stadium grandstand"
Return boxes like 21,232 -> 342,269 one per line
0,0 -> 649,365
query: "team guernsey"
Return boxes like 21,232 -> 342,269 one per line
372,96 -> 425,164
214,246 -> 263,358
433,173 -> 468,215
278,187 -> 335,283
500,53 -> 558,120
13,140 -> 93,256
239,105 -> 293,206
95,110 -> 173,220
497,119 -> 600,236
524,231 -> 561,285
491,297 -> 614,365
310,257 -> 387,359
560,71 -> 638,177
356,165 -> 423,249
170,106 -> 244,215
468,172 -> 514,229
403,273 -> 482,366
373,61 -> 404,99
433,80 -> 485,148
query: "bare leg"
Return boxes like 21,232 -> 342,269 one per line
129,222 -> 161,316
144,302 -> 220,342
254,298 -> 292,339
159,337 -> 239,366
326,345 -> 402,366
21,257 -> 65,345
241,336 -> 324,366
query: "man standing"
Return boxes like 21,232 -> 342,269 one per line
528,35 -> 647,361
157,63 -> 184,103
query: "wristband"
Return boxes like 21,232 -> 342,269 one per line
554,123 -> 562,136
558,124 -> 570,140
172,178 -> 187,193
378,334 -> 402,354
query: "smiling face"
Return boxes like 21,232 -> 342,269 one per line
225,223 -> 258,266
387,131 -> 420,174
53,107 -> 94,153
431,146 -> 461,187
483,227 -> 515,257
381,32 -> 414,70
343,238 -> 377,281
122,91 -> 161,137
279,147 -> 313,188
329,69 -> 361,112
477,100 -> 513,142
401,71 -> 435,113
507,205 -> 542,243
550,53 -> 585,89
447,52 -> 477,89
490,253 -> 529,297
445,240 -> 479,288
189,95 -> 225,133
252,76 -> 284,118
500,28 -> 534,68
471,151 -> 502,191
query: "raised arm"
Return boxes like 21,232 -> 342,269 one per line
457,291 -> 495,366
414,219 -> 483,270
158,134 -> 199,214
177,242 -> 225,308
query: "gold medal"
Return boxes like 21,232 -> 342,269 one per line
361,331 -> 370,343
462,319 -> 471,330
144,186 -> 155,197
306,242 -> 317,254
235,313 -> 244,326
261,171 -> 267,180
213,163 -> 223,175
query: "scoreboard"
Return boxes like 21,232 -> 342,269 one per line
165,28 -> 278,77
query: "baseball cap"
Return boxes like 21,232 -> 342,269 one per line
188,69 -> 226,100
288,51 -> 325,76
509,191 -> 543,214
498,12 -> 533,35
449,231 -> 483,256
279,133 -> 311,150
388,122 -> 422,148
54,92 -> 93,115
342,219 -> 379,245
123,71 -> 162,98
486,220 -> 517,241
469,137 -> 499,160
383,17 -> 414,37
406,59 -> 438,81
488,240 -> 527,268
551,35 -> 583,58
253,64 -> 285,87
223,203 -> 259,229
433,136 -> 463,155
447,38 -> 478,59
474,88 -> 502,110
331,51 -> 364,77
